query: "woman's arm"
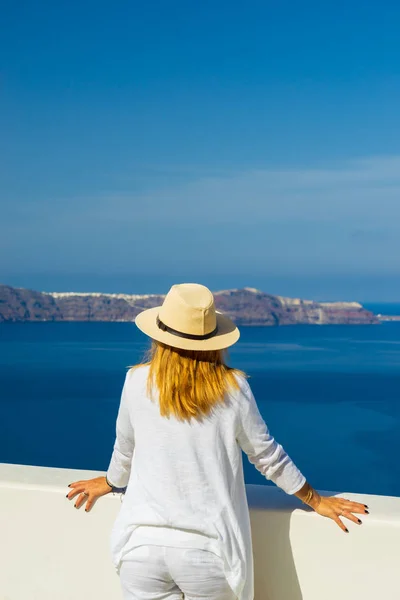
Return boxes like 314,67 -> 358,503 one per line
67,371 -> 135,512
236,379 -> 369,532
236,379 -> 306,495
106,372 -> 135,489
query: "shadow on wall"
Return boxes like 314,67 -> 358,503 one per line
248,486 -> 304,600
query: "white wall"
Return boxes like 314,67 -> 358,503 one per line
1,463 -> 399,600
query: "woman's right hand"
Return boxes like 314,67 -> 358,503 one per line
66,476 -> 112,512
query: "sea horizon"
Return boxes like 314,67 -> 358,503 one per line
1,319 -> 400,498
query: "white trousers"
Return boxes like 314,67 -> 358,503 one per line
120,545 -> 237,600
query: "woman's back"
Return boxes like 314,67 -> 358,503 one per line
124,364 -> 245,524
109,362 -> 305,598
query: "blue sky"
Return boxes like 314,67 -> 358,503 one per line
1,1 -> 400,301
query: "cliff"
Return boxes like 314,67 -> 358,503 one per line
0,284 -> 380,325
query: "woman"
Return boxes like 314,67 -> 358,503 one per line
67,283 -> 368,600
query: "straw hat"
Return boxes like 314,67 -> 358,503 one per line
135,283 -> 240,351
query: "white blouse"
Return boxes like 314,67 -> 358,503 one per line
107,365 -> 306,600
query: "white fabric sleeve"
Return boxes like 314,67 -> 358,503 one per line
236,378 -> 306,495
106,372 -> 135,488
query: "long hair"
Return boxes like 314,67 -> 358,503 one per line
135,341 -> 246,421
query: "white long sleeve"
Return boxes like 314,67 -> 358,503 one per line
236,378 -> 306,495
106,373 -> 135,488
108,366 -> 306,600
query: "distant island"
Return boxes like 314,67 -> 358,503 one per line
0,283 -> 382,325
375,314 -> 400,322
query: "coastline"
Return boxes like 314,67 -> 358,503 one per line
0,283 -> 380,326
377,315 -> 400,322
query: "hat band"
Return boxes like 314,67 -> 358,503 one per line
156,316 -> 218,341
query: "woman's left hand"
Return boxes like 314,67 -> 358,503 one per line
310,494 -> 369,532
66,476 -> 112,512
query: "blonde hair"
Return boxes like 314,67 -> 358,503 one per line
134,341 -> 245,421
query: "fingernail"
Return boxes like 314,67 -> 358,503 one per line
365,510 -> 369,514
74,504 -> 78,509
364,504 -> 369,509
66,494 -> 69,499
85,509 -> 88,512
345,528 -> 349,533
68,484 -> 71,487
358,519 -> 362,524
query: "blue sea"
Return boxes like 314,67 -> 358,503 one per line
1,309 -> 400,498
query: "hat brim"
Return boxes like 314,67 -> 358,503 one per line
135,306 -> 240,351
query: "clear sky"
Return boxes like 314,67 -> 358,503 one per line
1,1 -> 400,301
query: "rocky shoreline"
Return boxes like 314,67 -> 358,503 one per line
0,284 -> 380,325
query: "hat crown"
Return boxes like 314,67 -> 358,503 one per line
159,283 -> 217,336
